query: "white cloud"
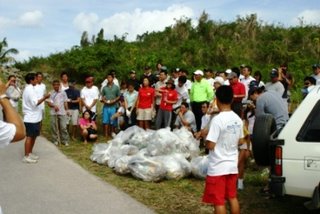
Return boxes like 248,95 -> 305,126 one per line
74,4 -> 194,41
293,10 -> 320,25
18,10 -> 43,27
15,50 -> 33,62
73,12 -> 99,33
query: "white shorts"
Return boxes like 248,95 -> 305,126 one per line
67,109 -> 79,125
136,108 -> 152,121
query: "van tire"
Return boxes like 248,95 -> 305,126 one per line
252,114 -> 277,166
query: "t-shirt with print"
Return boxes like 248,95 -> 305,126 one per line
49,90 -> 68,115
206,111 -> 244,176
159,87 -> 178,111
138,87 -> 155,109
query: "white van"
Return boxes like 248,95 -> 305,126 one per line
252,86 -> 320,210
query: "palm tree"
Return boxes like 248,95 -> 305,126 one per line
0,37 -> 19,65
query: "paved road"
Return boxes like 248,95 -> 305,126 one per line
0,136 -> 154,214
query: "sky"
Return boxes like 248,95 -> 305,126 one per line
0,0 -> 319,62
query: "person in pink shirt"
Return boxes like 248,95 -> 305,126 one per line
79,110 -> 98,144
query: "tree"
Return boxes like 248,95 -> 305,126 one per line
0,37 -> 18,65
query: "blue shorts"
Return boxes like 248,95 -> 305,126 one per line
24,122 -> 41,138
102,106 -> 117,126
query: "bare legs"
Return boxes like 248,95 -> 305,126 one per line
24,136 -> 36,156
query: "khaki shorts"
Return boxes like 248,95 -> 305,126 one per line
67,109 -> 79,125
136,108 -> 152,121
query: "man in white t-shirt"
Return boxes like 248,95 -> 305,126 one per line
81,76 -> 100,117
22,73 -> 50,163
0,79 -> 25,148
203,85 -> 244,214
240,65 -> 256,104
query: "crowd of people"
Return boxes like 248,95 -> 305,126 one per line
1,62 -> 320,214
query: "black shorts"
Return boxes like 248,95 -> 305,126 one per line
24,122 -> 41,137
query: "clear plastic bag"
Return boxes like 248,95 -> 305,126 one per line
190,156 -> 209,179
90,143 -> 111,165
114,155 -> 132,175
146,128 -> 179,156
173,127 -> 200,159
155,153 -> 191,180
128,155 -> 166,182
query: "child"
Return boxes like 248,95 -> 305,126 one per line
203,85 -> 244,214
79,110 -> 98,144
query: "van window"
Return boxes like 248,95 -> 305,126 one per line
296,100 -> 320,142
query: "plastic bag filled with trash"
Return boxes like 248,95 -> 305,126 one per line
146,128 -> 179,156
190,155 -> 209,179
172,127 -> 200,159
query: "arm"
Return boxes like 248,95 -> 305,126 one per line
0,82 -> 25,142
205,140 -> 216,150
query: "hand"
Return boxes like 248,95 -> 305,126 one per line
44,93 -> 51,99
54,106 -> 59,112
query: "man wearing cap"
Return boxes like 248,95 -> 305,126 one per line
81,76 -> 100,116
141,66 -> 157,87
128,70 -> 141,91
311,64 -> 320,85
249,80 -> 288,130
227,72 -> 246,118
190,70 -> 214,131
265,68 -> 285,97
65,80 -> 80,140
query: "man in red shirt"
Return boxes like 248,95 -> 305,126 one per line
155,79 -> 178,129
227,72 -> 245,118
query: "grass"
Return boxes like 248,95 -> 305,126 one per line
41,103 -> 315,214
49,139 -> 315,214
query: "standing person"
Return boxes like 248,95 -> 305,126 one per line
253,71 -> 265,87
101,73 -> 120,139
81,76 -> 100,119
124,81 -> 138,126
203,85 -> 244,214
136,77 -> 155,130
155,79 -> 178,129
311,64 -> 320,85
22,73 -> 50,163
171,76 -> 190,128
265,68 -> 285,97
128,70 -> 141,91
47,80 -> 70,146
227,72 -> 245,118
204,69 -> 215,88
65,80 -> 80,140
179,69 -> 192,92
190,70 -> 214,131
279,63 -> 294,104
154,69 -> 168,112
35,72 -> 47,114
141,66 -> 157,88
240,65 -> 256,104
60,71 -> 69,91
5,75 -> 21,111
0,79 -> 25,147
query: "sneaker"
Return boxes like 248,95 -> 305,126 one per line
22,155 -> 38,164
65,143 -> 69,146
53,142 -> 59,146
29,153 -> 39,160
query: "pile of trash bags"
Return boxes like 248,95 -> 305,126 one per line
90,126 -> 209,182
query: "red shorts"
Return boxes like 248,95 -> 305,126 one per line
202,174 -> 238,205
